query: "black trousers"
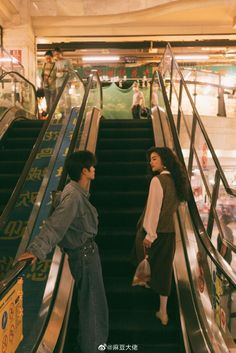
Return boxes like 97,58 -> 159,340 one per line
132,104 -> 141,119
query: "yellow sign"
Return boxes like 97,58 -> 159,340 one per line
0,278 -> 23,353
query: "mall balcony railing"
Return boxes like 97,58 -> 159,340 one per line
0,70 -> 38,122
163,66 -> 236,118
151,45 -> 236,351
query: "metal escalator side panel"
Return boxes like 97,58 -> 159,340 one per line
151,91 -> 233,352
15,71 -> 101,353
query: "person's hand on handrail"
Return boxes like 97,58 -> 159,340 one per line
18,252 -> 37,264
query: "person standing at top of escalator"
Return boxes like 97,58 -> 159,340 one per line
18,151 -> 109,353
41,50 -> 57,115
54,47 -> 73,95
132,147 -> 189,326
131,82 -> 145,119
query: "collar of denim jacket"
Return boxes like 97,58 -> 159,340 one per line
70,180 -> 90,198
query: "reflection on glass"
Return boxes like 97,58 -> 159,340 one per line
0,73 -> 36,117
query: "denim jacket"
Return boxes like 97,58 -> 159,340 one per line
28,181 -> 98,260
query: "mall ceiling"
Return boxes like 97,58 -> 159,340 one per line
2,0 -> 236,64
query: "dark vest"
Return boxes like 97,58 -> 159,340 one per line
156,174 -> 179,233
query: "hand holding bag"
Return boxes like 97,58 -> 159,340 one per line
132,253 -> 150,288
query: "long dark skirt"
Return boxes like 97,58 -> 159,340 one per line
148,232 -> 176,296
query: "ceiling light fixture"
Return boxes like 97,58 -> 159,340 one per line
233,16 -> 236,29
225,53 -> 236,57
201,47 -> 226,51
175,55 -> 209,61
82,56 -> 120,62
0,57 -> 18,63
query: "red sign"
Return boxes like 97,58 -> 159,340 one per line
9,50 -> 22,64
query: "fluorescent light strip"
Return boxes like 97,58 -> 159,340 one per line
82,56 -> 120,62
175,55 -> 209,61
0,57 -> 18,63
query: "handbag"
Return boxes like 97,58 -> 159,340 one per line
141,107 -> 151,118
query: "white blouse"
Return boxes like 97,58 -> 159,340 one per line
143,171 -> 170,243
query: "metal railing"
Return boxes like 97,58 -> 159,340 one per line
151,57 -> 236,351
0,70 -> 38,118
0,71 -> 84,229
156,44 -> 236,252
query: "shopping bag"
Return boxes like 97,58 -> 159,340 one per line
132,255 -> 150,288
140,107 -> 151,118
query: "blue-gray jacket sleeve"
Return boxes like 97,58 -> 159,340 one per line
27,193 -> 79,260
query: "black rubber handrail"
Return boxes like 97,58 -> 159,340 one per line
58,70 -> 102,191
0,259 -> 32,298
0,71 -> 84,230
0,70 -> 38,116
155,69 -> 236,288
161,43 -> 236,197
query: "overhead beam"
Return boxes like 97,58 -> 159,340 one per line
37,39 -> 236,52
0,0 -> 18,22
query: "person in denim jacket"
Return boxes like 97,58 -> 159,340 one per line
18,151 -> 108,353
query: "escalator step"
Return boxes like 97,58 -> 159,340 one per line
96,149 -> 147,162
98,128 -> 153,139
109,309 -> 180,344
0,161 -> 25,173
97,138 -> 153,150
2,138 -> 37,149
104,276 -> 178,311
0,174 -> 20,187
95,161 -> 148,176
91,191 -> 146,208
0,149 -> 31,161
99,208 -> 142,227
12,120 -> 44,128
0,189 -> 12,203
7,127 -> 43,138
93,175 -> 148,191
100,119 -> 152,129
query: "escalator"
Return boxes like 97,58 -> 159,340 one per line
62,52 -> 236,353
63,119 -> 184,353
0,119 -> 44,214
2,44 -> 236,353
0,70 -> 43,215
91,119 -> 185,352
0,71 -> 85,284
0,71 -> 101,353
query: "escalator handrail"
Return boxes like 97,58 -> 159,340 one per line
33,71 -> 102,353
0,70 -> 38,116
155,70 -> 236,288
57,70 -> 101,191
0,71 -> 84,230
91,69 -> 103,109
0,70 -> 100,301
159,43 -> 236,197
0,259 -> 33,296
166,76 -> 236,92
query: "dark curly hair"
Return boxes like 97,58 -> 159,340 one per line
147,146 -> 189,202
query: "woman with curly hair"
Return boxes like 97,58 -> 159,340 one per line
133,146 -> 189,325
